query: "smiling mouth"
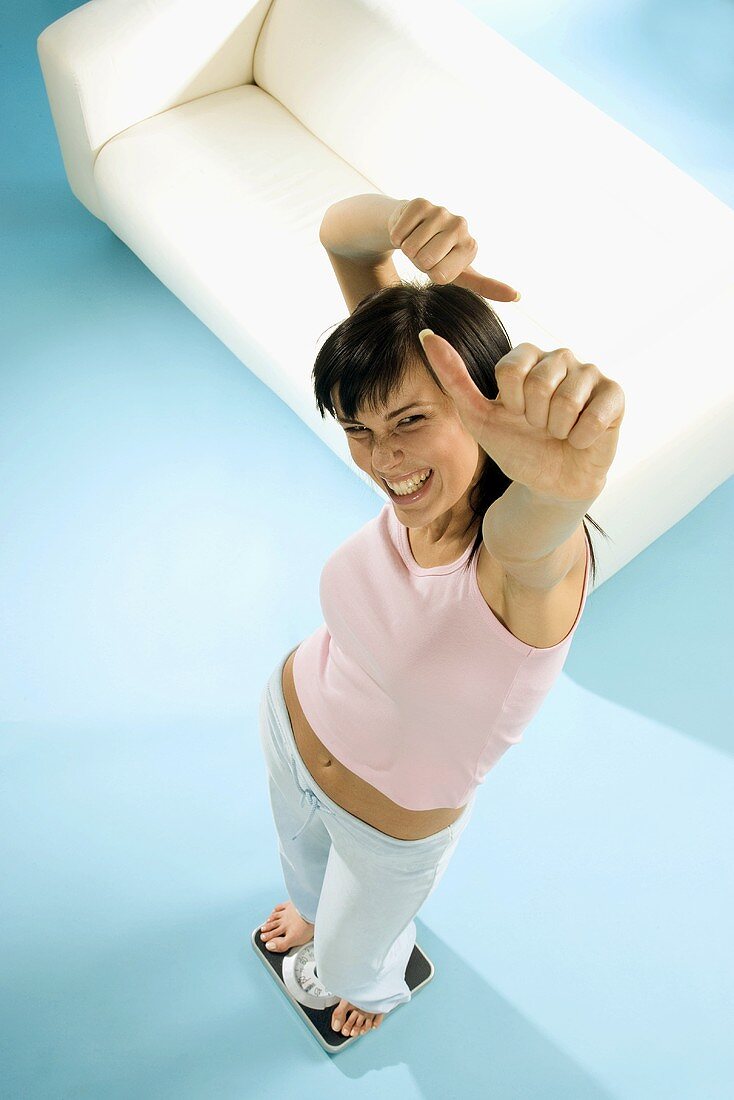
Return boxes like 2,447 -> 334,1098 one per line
383,467 -> 434,502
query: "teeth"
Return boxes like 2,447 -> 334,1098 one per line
387,469 -> 431,495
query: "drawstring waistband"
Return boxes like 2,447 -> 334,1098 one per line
291,785 -> 332,841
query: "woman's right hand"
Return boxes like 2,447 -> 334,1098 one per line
386,197 -> 520,303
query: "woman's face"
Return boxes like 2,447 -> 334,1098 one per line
333,361 -> 484,530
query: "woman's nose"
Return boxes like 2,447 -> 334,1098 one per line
372,436 -> 401,458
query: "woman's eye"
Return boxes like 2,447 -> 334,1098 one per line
345,416 -> 423,435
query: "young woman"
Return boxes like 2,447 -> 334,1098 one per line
257,195 -> 624,1040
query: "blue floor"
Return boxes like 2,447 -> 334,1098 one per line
2,2 -> 732,1097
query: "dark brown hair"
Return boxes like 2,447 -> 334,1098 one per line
311,278 -> 609,588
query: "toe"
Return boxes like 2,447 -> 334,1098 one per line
260,919 -> 279,940
332,999 -> 348,1031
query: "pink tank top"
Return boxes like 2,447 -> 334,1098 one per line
292,503 -> 591,810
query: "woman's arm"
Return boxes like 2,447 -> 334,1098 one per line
319,194 -> 404,314
322,251 -> 402,315
320,193 -> 520,312
319,193 -> 405,262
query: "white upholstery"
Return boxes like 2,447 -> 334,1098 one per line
37,0 -> 734,584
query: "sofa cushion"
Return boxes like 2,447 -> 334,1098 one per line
93,85 -> 384,427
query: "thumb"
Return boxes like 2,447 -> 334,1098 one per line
418,329 -> 495,435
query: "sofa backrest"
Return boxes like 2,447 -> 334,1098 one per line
252,0 -> 618,215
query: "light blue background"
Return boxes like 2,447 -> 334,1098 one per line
2,1 -> 732,1096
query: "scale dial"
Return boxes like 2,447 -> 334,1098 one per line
281,940 -> 341,1009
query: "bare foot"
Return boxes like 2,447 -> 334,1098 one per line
259,901 -> 385,1038
260,900 -> 314,953
330,998 -> 385,1038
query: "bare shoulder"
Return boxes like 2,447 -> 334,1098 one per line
476,531 -> 589,650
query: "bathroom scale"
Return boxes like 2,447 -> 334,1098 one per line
250,925 -> 435,1053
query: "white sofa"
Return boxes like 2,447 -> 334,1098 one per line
37,0 -> 734,584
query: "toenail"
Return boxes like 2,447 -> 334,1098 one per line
266,941 -> 276,949
332,1020 -> 341,1030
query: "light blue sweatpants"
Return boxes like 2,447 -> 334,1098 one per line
258,645 -> 477,1016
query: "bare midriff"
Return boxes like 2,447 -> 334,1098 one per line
281,645 -> 467,841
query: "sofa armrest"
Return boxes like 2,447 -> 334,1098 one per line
37,0 -> 275,220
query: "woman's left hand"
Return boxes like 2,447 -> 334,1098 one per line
418,333 -> 625,501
